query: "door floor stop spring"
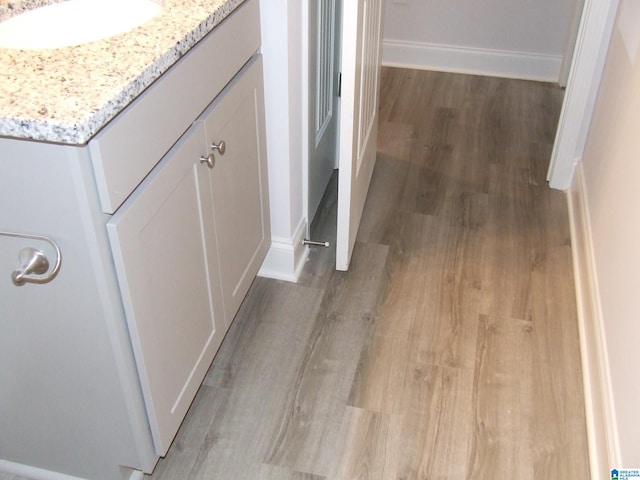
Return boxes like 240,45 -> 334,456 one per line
302,239 -> 330,247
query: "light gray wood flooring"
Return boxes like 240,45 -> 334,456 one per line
1,68 -> 589,479
148,68 -> 590,479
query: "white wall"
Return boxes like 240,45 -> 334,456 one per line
383,0 -> 581,81
258,0 -> 309,281
569,0 -> 640,475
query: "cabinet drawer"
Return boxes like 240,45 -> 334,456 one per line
89,0 -> 260,214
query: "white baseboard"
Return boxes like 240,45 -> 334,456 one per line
128,470 -> 144,480
0,460 -> 86,480
0,460 -> 144,480
382,39 -> 562,83
567,162 -> 620,478
258,218 -> 309,283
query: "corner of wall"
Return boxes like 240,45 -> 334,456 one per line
567,162 -> 620,478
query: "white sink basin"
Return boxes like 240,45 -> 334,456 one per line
0,0 -> 162,50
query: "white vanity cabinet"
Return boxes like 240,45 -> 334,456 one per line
107,56 -> 270,456
0,0 -> 270,478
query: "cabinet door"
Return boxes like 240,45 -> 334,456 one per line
203,57 -> 271,326
107,125 -> 225,456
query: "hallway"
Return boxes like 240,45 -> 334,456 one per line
146,67 -> 590,479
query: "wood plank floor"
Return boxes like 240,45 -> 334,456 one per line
147,68 -> 589,479
0,68 -> 589,480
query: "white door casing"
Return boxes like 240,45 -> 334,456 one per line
547,0 -> 620,190
336,0 -> 384,271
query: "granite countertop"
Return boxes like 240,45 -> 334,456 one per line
0,0 -> 246,144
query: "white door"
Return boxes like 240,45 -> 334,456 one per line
308,0 -> 342,225
335,0 -> 384,270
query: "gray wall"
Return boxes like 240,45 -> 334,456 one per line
382,0 -> 581,81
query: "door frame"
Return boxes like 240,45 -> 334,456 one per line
302,0 -> 311,235
558,0 -> 585,87
547,0 -> 620,190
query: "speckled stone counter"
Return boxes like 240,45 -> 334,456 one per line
0,0 -> 246,144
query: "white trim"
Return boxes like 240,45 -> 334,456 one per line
302,0 -> 310,239
0,460 -> 88,480
382,40 -> 562,82
547,0 -> 620,190
128,470 -> 145,480
258,217 -> 309,282
567,163 -> 620,478
558,0 -> 586,87
0,458 -> 145,479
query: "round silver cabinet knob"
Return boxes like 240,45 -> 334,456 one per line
211,140 -> 226,155
200,153 -> 215,169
